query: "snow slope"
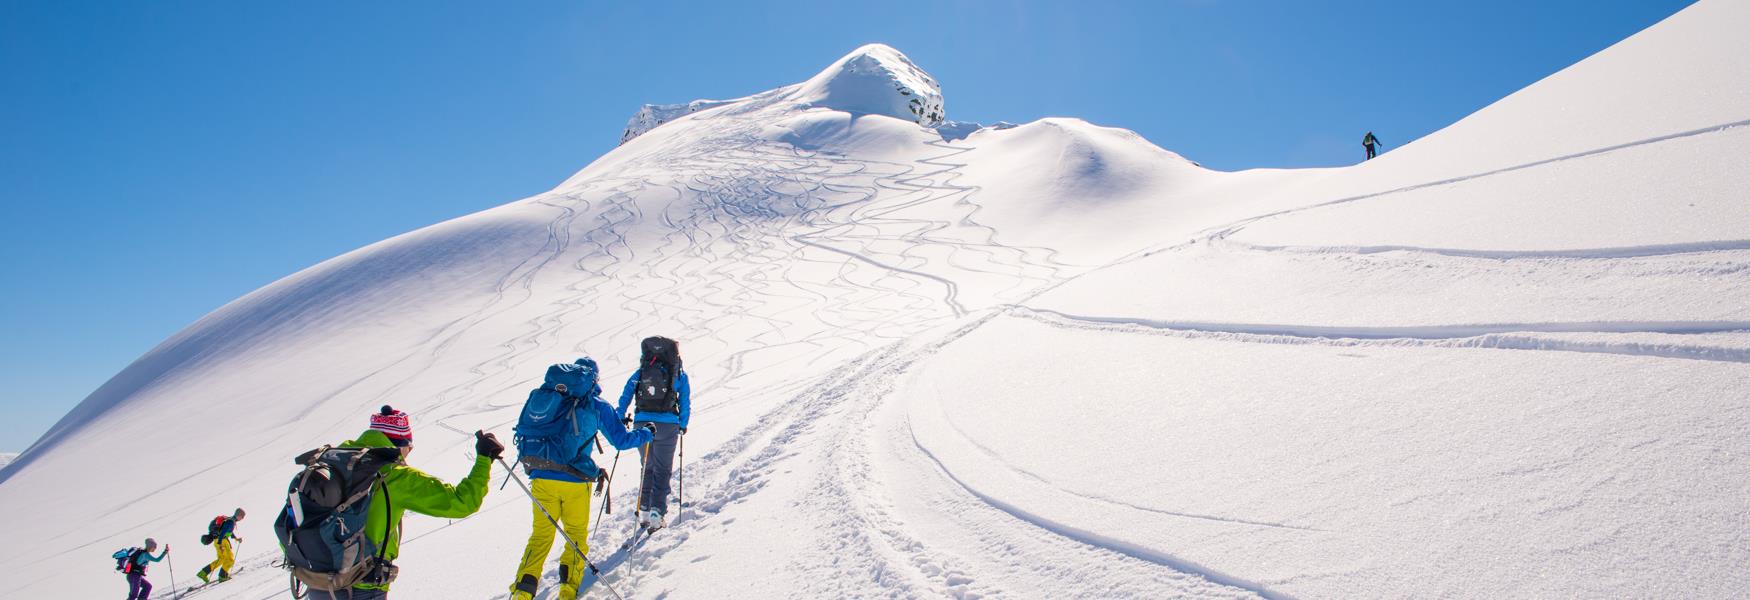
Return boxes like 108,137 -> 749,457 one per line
3,2 -> 1749,598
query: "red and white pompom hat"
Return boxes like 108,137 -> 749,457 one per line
370,405 -> 413,446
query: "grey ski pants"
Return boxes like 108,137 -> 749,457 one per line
636,421 -> 682,514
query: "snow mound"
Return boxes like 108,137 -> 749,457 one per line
0,454 -> 14,470
792,43 -> 945,127
620,98 -> 736,144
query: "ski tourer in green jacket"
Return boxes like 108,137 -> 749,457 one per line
335,428 -> 494,594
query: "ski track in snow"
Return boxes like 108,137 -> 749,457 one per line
1016,308 -> 1750,363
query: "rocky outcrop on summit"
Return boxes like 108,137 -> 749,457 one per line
617,44 -> 946,145
620,98 -> 734,145
791,44 -> 945,127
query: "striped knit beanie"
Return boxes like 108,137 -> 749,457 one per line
370,405 -> 413,445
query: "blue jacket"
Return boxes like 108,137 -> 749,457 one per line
615,367 -> 691,428
212,517 -> 237,541
528,397 -> 653,484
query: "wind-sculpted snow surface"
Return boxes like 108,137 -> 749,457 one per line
6,5 -> 1750,597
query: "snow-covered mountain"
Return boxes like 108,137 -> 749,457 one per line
4,2 -> 1750,597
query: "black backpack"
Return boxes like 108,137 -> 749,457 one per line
201,515 -> 227,545
633,336 -> 682,415
273,445 -> 403,592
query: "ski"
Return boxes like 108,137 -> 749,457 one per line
175,568 -> 241,599
177,580 -> 229,599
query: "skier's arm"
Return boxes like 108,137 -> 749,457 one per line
594,400 -> 654,450
677,371 -> 692,430
145,550 -> 166,562
384,457 -> 492,519
615,373 -> 639,418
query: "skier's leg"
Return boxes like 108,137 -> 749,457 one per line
200,539 -> 228,581
126,572 -> 143,600
636,423 -> 654,512
646,423 -> 680,515
137,576 -> 152,599
555,480 -> 593,600
217,539 -> 236,577
510,479 -> 563,600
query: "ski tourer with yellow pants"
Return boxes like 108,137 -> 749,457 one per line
197,508 -> 244,584
509,358 -> 654,600
280,405 -> 504,600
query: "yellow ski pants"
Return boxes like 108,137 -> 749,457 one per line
205,538 -> 235,575
510,478 -> 593,600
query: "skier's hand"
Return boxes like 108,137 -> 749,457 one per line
680,427 -> 687,435
640,423 -> 656,436
234,537 -> 243,543
475,430 -> 506,460
622,416 -> 632,425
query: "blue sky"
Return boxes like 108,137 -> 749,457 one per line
0,0 -> 1694,452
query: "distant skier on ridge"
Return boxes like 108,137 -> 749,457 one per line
507,358 -> 654,600
616,336 -> 691,531
1363,131 -> 1383,160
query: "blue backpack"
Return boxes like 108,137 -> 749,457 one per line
514,360 -> 602,479
112,547 -> 142,574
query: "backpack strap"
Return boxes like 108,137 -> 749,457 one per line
364,477 -> 399,586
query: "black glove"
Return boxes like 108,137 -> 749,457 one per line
640,423 -> 656,436
622,417 -> 632,425
475,430 -> 505,460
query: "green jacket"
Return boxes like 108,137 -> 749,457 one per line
339,429 -> 492,591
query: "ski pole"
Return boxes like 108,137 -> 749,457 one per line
167,546 -> 180,600
590,450 -> 621,547
635,440 -> 650,519
495,458 -> 627,600
678,432 -> 685,524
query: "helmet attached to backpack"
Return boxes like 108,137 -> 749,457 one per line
513,359 -> 604,480
634,337 -> 682,415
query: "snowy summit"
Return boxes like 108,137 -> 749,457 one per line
789,43 -> 946,127
621,43 -> 945,145
6,5 -> 1750,598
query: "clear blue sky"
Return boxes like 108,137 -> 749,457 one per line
0,0 -> 1694,452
